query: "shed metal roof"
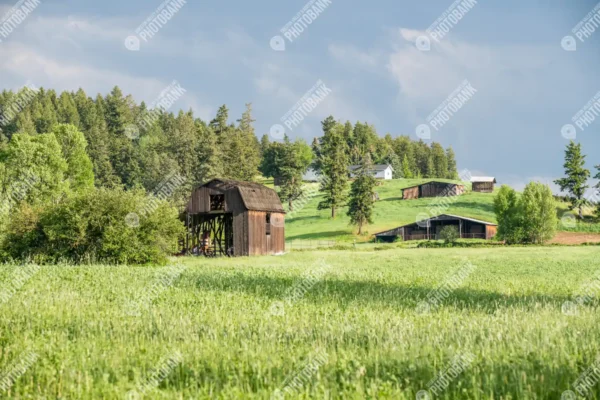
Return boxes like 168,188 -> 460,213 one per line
470,176 -> 497,183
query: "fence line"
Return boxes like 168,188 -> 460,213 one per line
285,240 -> 337,250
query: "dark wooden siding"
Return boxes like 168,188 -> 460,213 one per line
472,182 -> 494,193
187,185 -> 246,214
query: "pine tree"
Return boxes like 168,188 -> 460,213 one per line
554,141 -> 590,219
318,122 -> 349,218
194,122 -> 223,184
260,134 -> 270,157
425,154 -> 435,179
347,154 -> 376,234
431,142 -> 448,178
210,105 -> 229,136
446,147 -> 458,179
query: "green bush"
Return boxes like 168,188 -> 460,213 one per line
1,188 -> 183,265
439,225 -> 459,244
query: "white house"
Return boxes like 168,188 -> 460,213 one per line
349,164 -> 394,180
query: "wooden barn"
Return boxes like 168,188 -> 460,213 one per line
402,181 -> 465,200
374,214 -> 498,242
183,179 -> 285,257
471,177 -> 497,193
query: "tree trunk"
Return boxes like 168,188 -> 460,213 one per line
331,207 -> 335,219
580,204 -> 584,219
289,198 -> 293,212
358,223 -> 362,235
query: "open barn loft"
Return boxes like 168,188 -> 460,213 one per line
401,181 -> 466,200
183,179 -> 285,256
374,214 -> 498,242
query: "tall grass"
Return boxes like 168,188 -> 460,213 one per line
1,247 -> 599,398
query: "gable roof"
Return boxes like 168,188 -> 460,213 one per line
402,180 -> 464,191
349,164 -> 393,172
202,179 -> 285,213
374,213 -> 497,235
471,176 -> 497,183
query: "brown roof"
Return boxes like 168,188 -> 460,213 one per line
203,179 -> 285,213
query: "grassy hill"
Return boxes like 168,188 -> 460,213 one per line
284,179 -> 497,242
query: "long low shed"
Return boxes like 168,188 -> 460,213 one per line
402,181 -> 465,200
375,214 -> 497,242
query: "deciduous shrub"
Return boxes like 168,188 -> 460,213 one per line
1,188 -> 183,264
439,225 -> 459,244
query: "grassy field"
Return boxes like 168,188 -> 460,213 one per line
2,247 -> 600,398
285,179 -> 496,242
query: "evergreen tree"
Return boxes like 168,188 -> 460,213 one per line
260,134 -> 271,156
425,154 -> 435,179
431,142 -> 448,178
446,147 -> 458,179
347,154 -> 376,234
318,122 -> 349,218
194,122 -> 223,184
554,141 -> 590,219
210,105 -> 229,136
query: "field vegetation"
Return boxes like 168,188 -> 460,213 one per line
1,247 -> 599,398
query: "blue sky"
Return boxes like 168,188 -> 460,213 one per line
1,0 -> 599,191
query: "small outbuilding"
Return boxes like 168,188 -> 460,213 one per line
471,177 -> 497,193
183,179 -> 285,256
349,164 -> 394,180
401,181 -> 465,200
374,214 -> 498,242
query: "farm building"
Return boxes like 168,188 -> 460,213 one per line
401,181 -> 465,200
183,179 -> 285,256
471,177 -> 497,193
349,164 -> 394,180
374,214 -> 498,242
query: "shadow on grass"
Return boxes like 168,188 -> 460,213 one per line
286,230 -> 350,241
191,273 -> 571,312
285,215 -> 321,223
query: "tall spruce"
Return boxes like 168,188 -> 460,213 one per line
318,121 -> 349,218
347,154 -> 376,234
446,147 -> 458,179
554,141 -> 590,219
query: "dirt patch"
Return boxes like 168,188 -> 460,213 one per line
549,231 -> 600,245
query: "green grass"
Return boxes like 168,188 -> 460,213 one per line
1,247 -> 600,398
285,179 -> 495,242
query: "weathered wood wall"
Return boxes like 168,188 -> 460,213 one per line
403,186 -> 419,200
247,211 -> 285,255
486,225 -> 498,239
472,182 -> 495,193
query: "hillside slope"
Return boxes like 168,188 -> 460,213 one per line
284,179 -> 496,242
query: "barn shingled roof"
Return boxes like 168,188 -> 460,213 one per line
203,179 -> 285,213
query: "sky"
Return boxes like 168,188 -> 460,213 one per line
0,0 -> 599,192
